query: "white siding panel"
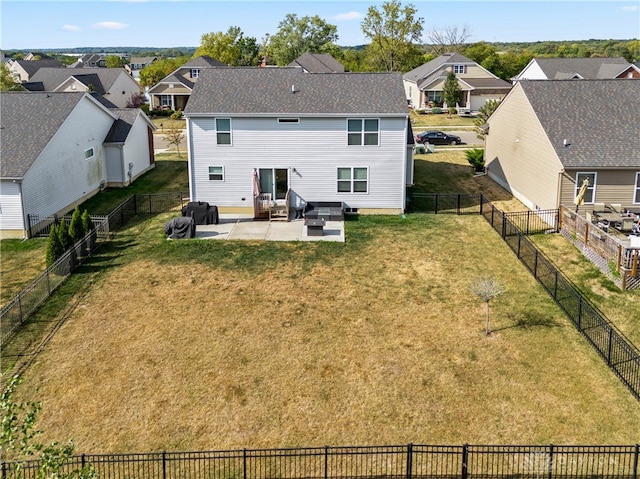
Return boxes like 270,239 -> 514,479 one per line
105,145 -> 124,183
22,98 -> 114,218
122,116 -> 153,181
0,180 -> 26,232
189,116 -> 408,210
106,73 -> 142,108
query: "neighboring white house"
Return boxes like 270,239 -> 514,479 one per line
511,57 -> 635,82
183,67 -> 414,216
403,52 -> 512,112
24,67 -> 142,108
0,92 -> 156,239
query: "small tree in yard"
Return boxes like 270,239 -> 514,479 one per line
81,210 -> 94,233
45,224 -> 63,267
68,206 -> 85,244
163,124 -> 185,158
442,71 -> 463,117
57,218 -> 72,251
469,276 -> 506,336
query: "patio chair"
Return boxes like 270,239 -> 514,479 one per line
615,217 -> 635,233
609,203 -> 622,213
593,202 -> 605,212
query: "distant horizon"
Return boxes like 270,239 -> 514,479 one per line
1,1 -> 638,51
4,38 -> 638,54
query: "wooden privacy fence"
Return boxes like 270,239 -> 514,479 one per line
557,205 -> 640,290
2,444 -> 639,479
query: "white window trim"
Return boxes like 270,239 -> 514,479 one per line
575,171 -> 597,204
208,166 -> 224,181
337,167 -> 369,194
347,118 -> 380,146
634,172 -> 640,204
84,148 -> 95,160
215,118 -> 232,146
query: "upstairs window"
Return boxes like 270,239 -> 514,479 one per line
453,65 -> 466,74
347,119 -> 379,146
208,166 -> 224,181
84,148 -> 95,160
215,118 -> 231,145
190,68 -> 201,78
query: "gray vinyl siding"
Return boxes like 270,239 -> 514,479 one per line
105,145 -> 124,183
0,180 -> 25,235
561,169 -> 640,209
189,116 -> 408,210
22,99 -> 113,219
485,84 -> 564,210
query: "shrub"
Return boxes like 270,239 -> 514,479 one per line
465,148 -> 485,172
449,107 -> 457,115
45,224 -> 62,267
68,206 -> 85,244
57,219 -> 72,251
140,103 -> 150,115
81,210 -> 94,233
170,110 -> 183,120
431,107 -> 443,114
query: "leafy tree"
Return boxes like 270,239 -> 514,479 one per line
57,218 -> 72,251
126,92 -> 146,108
268,13 -> 339,65
195,26 -> 260,66
442,71 -> 463,115
426,25 -> 472,56
105,55 -> 126,68
139,57 -> 190,88
468,276 -> 506,336
463,41 -> 497,65
68,206 -> 85,244
361,0 -> 424,72
1,375 -> 97,478
473,99 -> 500,140
163,123 -> 185,158
45,224 -> 62,267
0,64 -> 24,91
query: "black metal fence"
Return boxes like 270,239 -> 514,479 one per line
27,213 -> 109,238
2,444 -> 639,479
0,221 -> 108,346
481,202 -> 640,401
1,192 -> 189,348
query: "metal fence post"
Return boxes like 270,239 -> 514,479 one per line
534,249 -> 539,277
324,446 -> 328,479
577,296 -> 582,329
547,444 -> 553,479
553,271 -> 558,300
243,448 -> 247,479
632,443 -> 638,479
461,444 -> 468,479
607,328 -> 614,365
406,443 -> 413,479
162,452 -> 167,479
435,194 -> 439,214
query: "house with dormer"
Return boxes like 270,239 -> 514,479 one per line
403,53 -> 512,112
23,67 -> 141,108
146,56 -> 226,111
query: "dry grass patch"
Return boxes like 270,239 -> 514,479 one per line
13,214 -> 640,454
0,238 -> 48,306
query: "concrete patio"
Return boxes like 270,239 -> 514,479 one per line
194,215 -> 345,242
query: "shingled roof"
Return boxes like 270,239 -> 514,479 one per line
27,67 -> 128,92
528,57 -> 630,79
184,68 -> 407,115
104,109 -> 143,143
403,52 -> 474,83
10,59 -> 64,77
517,79 -> 640,168
0,92 -> 115,179
288,52 -> 345,73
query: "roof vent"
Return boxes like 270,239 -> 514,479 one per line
291,84 -> 298,93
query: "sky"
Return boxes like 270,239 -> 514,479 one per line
1,0 -> 639,51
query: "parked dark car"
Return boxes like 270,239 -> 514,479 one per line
416,131 -> 462,146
